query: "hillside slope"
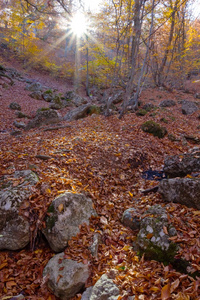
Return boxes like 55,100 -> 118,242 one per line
0,56 -> 200,300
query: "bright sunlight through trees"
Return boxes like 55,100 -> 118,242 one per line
70,12 -> 88,37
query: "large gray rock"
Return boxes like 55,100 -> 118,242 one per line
63,104 -> 92,122
81,274 -> 119,300
64,91 -> 88,107
25,82 -> 47,92
25,109 -> 61,130
43,192 -> 97,252
43,252 -> 89,300
13,120 -> 26,129
0,170 -> 39,250
164,151 -> 200,177
182,100 -> 198,115
137,205 -> 177,263
158,178 -> 200,209
159,99 -> 176,107
9,102 -> 21,110
29,90 -> 43,100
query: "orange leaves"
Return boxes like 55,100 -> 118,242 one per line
161,284 -> 170,300
0,262 -> 8,270
58,203 -> 64,212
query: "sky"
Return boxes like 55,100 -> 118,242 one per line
83,0 -> 200,18
83,0 -> 102,11
190,0 -> 200,18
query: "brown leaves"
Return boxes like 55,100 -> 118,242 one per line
1,80 -> 200,300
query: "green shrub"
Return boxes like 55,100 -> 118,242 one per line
136,109 -> 148,116
141,120 -> 167,138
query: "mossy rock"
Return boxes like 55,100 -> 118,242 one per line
36,107 -> 50,114
136,109 -> 148,116
138,241 -> 178,265
43,89 -> 53,95
15,111 -> 29,119
88,105 -> 101,115
141,120 -> 167,138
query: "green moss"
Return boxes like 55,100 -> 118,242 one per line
149,112 -> 157,117
169,116 -> 176,121
136,109 -> 148,116
45,215 -> 57,230
47,204 -> 55,213
45,204 -> 57,230
44,89 -> 53,94
53,95 -> 62,105
139,241 -> 178,265
88,105 -> 101,115
37,107 -> 50,113
160,117 -> 169,124
141,120 -> 167,138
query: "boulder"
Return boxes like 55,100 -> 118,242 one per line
9,102 -> 21,111
159,99 -> 176,107
42,90 -> 55,102
15,111 -> 29,119
42,192 -> 97,252
182,100 -> 198,115
142,103 -> 156,111
25,109 -> 61,130
164,151 -> 200,177
0,170 -> 39,250
81,274 -> 119,300
43,252 -> 89,300
64,91 -> 88,107
158,178 -> 200,209
25,82 -> 47,92
29,90 -> 43,100
63,104 -> 92,122
137,205 -> 177,263
49,95 -> 64,110
121,208 -> 140,230
13,120 -> 26,129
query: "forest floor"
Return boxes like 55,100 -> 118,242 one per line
0,54 -> 200,300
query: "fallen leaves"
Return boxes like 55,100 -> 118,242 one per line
1,75 -> 200,300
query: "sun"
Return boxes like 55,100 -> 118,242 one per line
70,12 -> 88,37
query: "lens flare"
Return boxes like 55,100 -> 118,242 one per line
70,12 -> 88,37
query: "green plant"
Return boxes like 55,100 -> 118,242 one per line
141,120 -> 167,138
136,109 -> 148,116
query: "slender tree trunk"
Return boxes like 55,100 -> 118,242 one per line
157,0 -> 178,86
119,0 -> 144,118
130,0 -> 155,109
